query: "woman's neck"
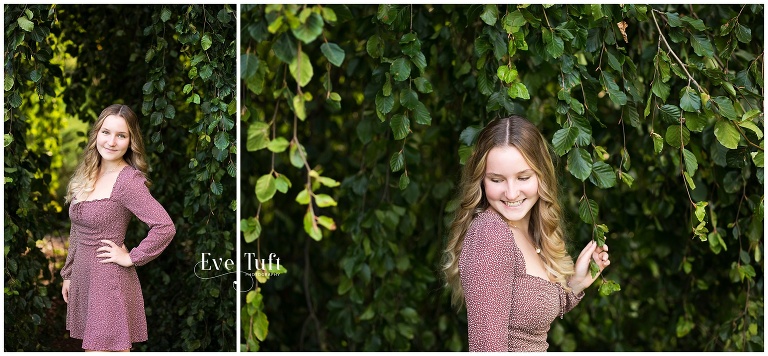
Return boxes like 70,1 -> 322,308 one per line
100,160 -> 126,174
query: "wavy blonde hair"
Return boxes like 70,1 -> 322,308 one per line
443,116 -> 574,309
65,104 -> 149,203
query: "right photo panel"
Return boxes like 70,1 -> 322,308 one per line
239,4 -> 764,352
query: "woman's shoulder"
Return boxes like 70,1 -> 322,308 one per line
466,209 -> 510,244
115,165 -> 148,192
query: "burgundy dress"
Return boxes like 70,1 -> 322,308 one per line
459,209 -> 584,351
61,165 -> 176,351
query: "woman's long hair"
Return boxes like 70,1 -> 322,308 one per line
442,116 -> 574,309
65,104 -> 149,203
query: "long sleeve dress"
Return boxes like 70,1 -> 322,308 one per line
61,165 -> 176,351
459,209 -> 584,352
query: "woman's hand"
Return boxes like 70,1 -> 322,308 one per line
62,279 -> 71,303
568,240 -> 610,295
97,240 -> 135,267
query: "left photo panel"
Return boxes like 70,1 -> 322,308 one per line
3,4 -> 237,351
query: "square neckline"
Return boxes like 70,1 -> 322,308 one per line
72,165 -> 130,206
482,208 -> 558,286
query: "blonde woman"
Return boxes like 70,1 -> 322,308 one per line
61,104 -> 176,351
443,116 -> 611,351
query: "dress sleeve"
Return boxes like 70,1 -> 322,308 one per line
558,287 -> 585,318
61,224 -> 77,280
459,216 -> 515,351
114,169 -> 176,267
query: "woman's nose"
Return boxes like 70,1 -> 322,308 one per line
504,182 -> 518,199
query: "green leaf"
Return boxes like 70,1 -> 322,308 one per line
399,88 -> 419,110
684,112 -> 707,132
552,127 -> 579,156
735,24 -> 752,43
304,210 -> 322,241
274,175 -> 292,193
713,96 -> 739,120
414,77 -> 433,93
210,181 -> 223,195
316,215 -> 336,231
579,198 -> 599,224
315,194 -> 337,207
542,28 -> 564,58
17,16 -> 34,32
742,109 -> 762,122
390,151 -> 405,172
679,87 -> 701,112
376,91 -> 394,115
253,311 -> 269,341
652,80 -> 670,101
246,121 -> 270,152
292,95 -> 306,120
502,10 -> 526,33
289,52 -> 313,88
390,114 -> 410,140
695,201 -> 708,222
589,259 -> 600,279
691,34 -> 714,58
320,42 -> 345,67
651,132 -> 664,154
4,75 -> 13,91
675,317 -> 694,338
683,148 -> 698,176
5,134 -> 14,147
664,125 -> 691,148
295,189 -> 310,205
589,161 -> 617,188
660,104 -> 682,124
292,12 -> 324,43
267,137 -> 290,153
201,34 -> 212,51
714,120 -> 740,149
160,8 -> 172,22
619,171 -> 634,187
366,34 -> 384,58
217,8 -> 232,23
150,112 -> 163,126
399,172 -> 410,190
290,142 -> 306,168
214,131 -> 229,151
568,148 -> 593,181
507,82 -> 530,100
413,101 -> 432,125
242,217 -> 261,243
256,174 -> 276,203
598,279 -> 621,296
391,57 -> 411,82
318,176 -> 340,187
480,4 -> 499,26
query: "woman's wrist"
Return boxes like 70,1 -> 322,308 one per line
567,278 -> 584,295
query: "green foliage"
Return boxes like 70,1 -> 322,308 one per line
242,4 -> 763,352
4,4 -> 236,351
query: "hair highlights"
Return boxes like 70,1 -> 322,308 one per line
65,104 -> 149,203
442,116 -> 574,309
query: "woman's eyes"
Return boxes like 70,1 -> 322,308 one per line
101,131 -> 126,138
489,177 -> 530,183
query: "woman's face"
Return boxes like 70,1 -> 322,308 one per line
483,145 -> 540,225
96,115 -> 131,163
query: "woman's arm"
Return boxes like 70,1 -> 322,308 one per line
113,170 -> 176,267
460,219 -> 516,351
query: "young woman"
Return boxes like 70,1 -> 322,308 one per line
61,104 -> 176,352
443,116 -> 611,351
